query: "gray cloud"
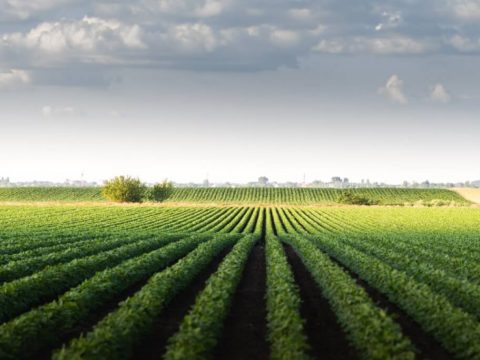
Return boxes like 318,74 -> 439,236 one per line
0,0 -> 75,21
430,83 -> 451,103
1,0 -> 480,85
379,74 -> 408,104
0,68 -> 30,88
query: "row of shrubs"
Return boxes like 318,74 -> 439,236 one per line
102,176 -> 173,203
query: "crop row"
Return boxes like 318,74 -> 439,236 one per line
0,233 -> 225,359
0,205 -> 479,359
264,208 -> 309,359
309,234 -> 480,359
164,234 -> 259,359
0,234 -> 160,283
0,187 -> 469,205
268,207 -> 416,359
54,234 -> 246,359
0,234 -> 186,323
0,206 -> 266,246
272,207 -> 480,358
282,235 -> 415,359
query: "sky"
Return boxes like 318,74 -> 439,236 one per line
0,0 -> 479,184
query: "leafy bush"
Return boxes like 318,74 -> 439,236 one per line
102,176 -> 146,203
337,190 -> 378,205
146,180 -> 174,202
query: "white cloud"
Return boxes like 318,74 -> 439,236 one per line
379,74 -> 408,104
41,105 -> 78,117
288,8 -> 312,21
312,39 -> 344,54
220,24 -> 307,49
270,29 -> 300,47
309,25 -> 326,36
375,11 -> 402,31
125,0 -> 228,18
0,0 -> 73,20
447,34 -> 480,52
362,36 -> 426,54
2,16 -> 145,61
195,0 -> 226,17
167,23 -> 217,53
0,69 -> 31,89
2,0 -> 478,78
313,36 -> 427,55
450,0 -> 480,20
430,83 -> 451,103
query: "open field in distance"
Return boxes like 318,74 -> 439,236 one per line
453,188 -> 480,204
0,187 -> 471,206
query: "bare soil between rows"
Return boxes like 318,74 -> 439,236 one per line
132,246 -> 233,359
36,278 -> 149,360
35,243 -> 188,359
214,241 -> 269,360
284,244 -> 358,360
330,256 -> 453,359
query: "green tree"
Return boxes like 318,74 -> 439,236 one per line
337,190 -> 377,205
146,180 -> 174,202
102,176 -> 146,203
258,176 -> 269,187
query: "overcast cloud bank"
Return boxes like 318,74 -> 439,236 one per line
1,0 -> 480,84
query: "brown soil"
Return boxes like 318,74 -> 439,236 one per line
214,242 -> 269,360
35,244 -> 202,359
35,277 -> 150,360
131,246 -> 233,359
453,188 -> 480,204
333,258 -> 453,359
284,244 -> 358,360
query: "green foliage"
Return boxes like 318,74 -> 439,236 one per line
0,236 -> 145,283
337,190 -> 378,205
145,180 -> 174,202
0,236 -> 180,323
312,235 -> 480,359
0,187 -> 471,205
265,233 -> 310,360
0,205 -> 479,359
164,234 -> 258,359
337,230 -> 480,320
282,235 -> 415,359
53,234 -> 240,360
0,187 -> 103,202
0,235 -> 204,359
102,176 -> 146,203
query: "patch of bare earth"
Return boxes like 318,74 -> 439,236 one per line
453,188 -> 480,204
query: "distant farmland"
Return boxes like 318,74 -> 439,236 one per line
0,187 -> 470,205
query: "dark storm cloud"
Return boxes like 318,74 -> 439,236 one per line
1,0 -> 480,86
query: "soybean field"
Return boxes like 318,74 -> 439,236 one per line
0,204 -> 480,359
0,186 -> 470,205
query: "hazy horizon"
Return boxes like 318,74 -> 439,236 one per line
1,1 -> 479,184
3,172 -> 479,187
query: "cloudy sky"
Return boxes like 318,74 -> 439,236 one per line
1,0 -> 479,184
